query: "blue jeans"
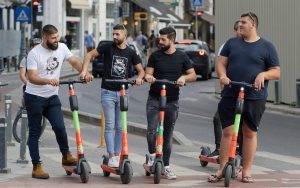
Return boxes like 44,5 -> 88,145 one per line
24,93 -> 69,165
146,96 -> 179,166
101,88 -> 124,155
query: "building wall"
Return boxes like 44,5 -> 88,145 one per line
216,0 -> 300,104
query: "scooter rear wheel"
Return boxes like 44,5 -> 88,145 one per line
102,156 -> 110,177
154,162 -> 162,184
200,147 -> 210,167
80,161 -> 89,183
120,162 -> 133,184
145,155 -> 151,176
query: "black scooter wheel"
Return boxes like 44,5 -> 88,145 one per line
200,147 -> 209,167
145,155 -> 151,176
65,170 -> 72,176
80,161 -> 89,183
102,156 -> 110,177
154,162 -> 162,184
120,162 -> 133,184
224,165 -> 232,187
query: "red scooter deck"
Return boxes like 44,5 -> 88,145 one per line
101,164 -> 120,175
199,155 -> 220,164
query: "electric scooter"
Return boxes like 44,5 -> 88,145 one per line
59,79 -> 91,183
143,79 -> 178,184
100,79 -> 135,184
219,81 -> 254,187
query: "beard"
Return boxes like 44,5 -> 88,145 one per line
47,40 -> 58,50
114,38 -> 124,45
159,43 -> 171,52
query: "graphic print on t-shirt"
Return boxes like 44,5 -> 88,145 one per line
111,55 -> 128,78
46,56 -> 59,75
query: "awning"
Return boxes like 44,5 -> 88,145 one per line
69,0 -> 90,9
130,0 -> 190,28
201,12 -> 215,24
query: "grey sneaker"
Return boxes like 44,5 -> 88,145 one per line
163,167 -> 176,180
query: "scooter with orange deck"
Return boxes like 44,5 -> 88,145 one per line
221,81 -> 254,187
100,79 -> 135,184
59,79 -> 91,183
143,79 -> 179,184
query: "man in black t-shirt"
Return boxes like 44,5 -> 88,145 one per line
208,12 -> 280,184
80,24 -> 145,168
144,27 -> 196,180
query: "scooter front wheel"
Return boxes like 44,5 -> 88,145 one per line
80,161 -> 89,183
120,162 -> 133,184
224,164 -> 233,187
154,162 -> 162,184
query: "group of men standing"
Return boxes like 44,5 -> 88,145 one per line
22,11 -> 280,185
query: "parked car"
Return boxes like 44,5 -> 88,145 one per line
175,40 -> 213,80
92,40 -> 111,77
92,40 -> 147,78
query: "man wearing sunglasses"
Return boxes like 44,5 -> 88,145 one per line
208,12 -> 280,183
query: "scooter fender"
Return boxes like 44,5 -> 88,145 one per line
119,159 -> 130,174
150,159 -> 164,174
76,158 -> 91,175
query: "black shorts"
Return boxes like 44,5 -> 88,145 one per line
218,97 -> 266,132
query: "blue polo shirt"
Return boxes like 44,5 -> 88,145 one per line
220,37 -> 280,100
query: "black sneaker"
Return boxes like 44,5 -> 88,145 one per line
207,149 -> 219,157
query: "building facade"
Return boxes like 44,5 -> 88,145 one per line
215,0 -> 300,105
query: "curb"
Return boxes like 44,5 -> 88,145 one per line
61,107 -> 193,146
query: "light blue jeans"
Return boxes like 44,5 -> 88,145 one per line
101,88 -> 124,155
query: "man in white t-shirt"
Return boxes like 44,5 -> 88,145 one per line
24,24 -> 93,179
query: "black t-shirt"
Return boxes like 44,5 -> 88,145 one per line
97,42 -> 142,91
147,50 -> 193,101
220,37 -> 280,100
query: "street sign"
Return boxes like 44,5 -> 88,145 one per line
15,7 -> 31,22
192,0 -> 202,7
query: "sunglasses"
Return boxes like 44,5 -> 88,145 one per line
247,12 -> 255,23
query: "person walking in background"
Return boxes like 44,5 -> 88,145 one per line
65,30 -> 72,50
84,31 -> 95,53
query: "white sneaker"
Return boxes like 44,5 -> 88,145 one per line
108,157 -> 118,168
147,154 -> 155,166
163,166 -> 176,180
115,155 -> 120,164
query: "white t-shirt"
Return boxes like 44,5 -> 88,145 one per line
25,43 -> 73,97
19,57 -> 26,68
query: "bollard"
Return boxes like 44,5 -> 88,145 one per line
296,79 -> 300,108
98,112 -> 106,148
5,95 -> 15,146
6,57 -> 10,72
17,110 -> 29,164
274,80 -> 280,105
0,117 -> 11,173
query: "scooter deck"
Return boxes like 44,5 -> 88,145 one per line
101,164 -> 120,175
199,155 -> 220,164
143,163 -> 152,173
63,165 -> 78,174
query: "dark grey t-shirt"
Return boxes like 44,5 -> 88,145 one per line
220,37 -> 280,100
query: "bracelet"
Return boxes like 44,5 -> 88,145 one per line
220,76 -> 227,80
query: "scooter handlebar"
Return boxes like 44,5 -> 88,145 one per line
145,79 -> 186,86
0,82 -> 8,87
59,79 -> 86,85
230,81 -> 254,88
105,79 -> 136,85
